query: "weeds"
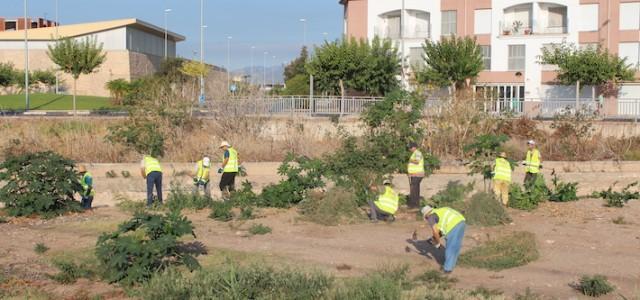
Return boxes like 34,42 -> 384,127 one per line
0,216 -> 7,223
515,288 -> 542,300
105,170 -> 117,178
115,194 -> 145,214
576,274 -> 614,297
464,192 -> 511,226
34,243 -> 49,254
430,181 -> 474,208
332,265 -> 410,300
209,201 -> 234,222
612,216 -> 631,225
121,170 -> 131,178
469,286 -> 503,298
259,154 -> 325,208
460,231 -> 539,271
248,223 -> 272,235
165,182 -> 211,212
592,182 -> 639,207
239,207 -> 254,220
509,175 -> 549,211
414,269 -> 458,290
299,187 -> 365,226
548,171 -> 579,202
48,258 -> 95,284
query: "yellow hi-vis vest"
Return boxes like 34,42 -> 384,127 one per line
223,147 -> 239,173
375,186 -> 399,215
493,157 -> 512,183
80,172 -> 96,196
432,207 -> 465,236
144,156 -> 162,176
408,150 -> 424,175
525,149 -> 541,174
195,160 -> 210,183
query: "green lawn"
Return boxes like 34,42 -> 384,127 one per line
0,93 -> 117,111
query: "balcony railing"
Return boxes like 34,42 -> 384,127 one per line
499,20 -> 567,36
374,25 -> 430,40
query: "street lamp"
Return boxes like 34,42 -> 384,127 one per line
271,55 -> 276,87
199,0 -> 205,104
263,51 -> 268,90
164,8 -> 172,59
24,0 -> 30,111
322,32 -> 328,40
227,35 -> 232,93
299,18 -> 307,49
250,46 -> 255,85
54,0 -> 59,94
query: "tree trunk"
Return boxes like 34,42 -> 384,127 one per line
73,78 -> 77,117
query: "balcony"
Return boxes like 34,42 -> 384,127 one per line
375,9 -> 431,40
499,2 -> 567,37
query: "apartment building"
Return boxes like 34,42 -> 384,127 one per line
340,0 -> 640,115
0,17 -> 58,32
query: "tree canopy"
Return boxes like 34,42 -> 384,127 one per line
417,36 -> 483,89
539,43 -> 635,86
284,46 -> 308,82
306,37 -> 401,96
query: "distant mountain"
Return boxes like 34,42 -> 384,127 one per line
233,65 -> 284,85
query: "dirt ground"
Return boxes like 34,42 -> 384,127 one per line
1,162 -> 640,299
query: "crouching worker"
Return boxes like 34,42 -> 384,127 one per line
368,179 -> 399,222
77,165 -> 95,209
193,155 -> 211,198
421,205 -> 466,273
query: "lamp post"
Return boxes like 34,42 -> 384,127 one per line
199,0 -> 205,104
227,35 -> 232,93
24,0 -> 30,111
164,8 -> 171,59
322,32 -> 328,40
271,55 -> 276,87
250,46 -> 255,85
263,51 -> 268,90
299,18 -> 307,49
54,0 -> 59,94
400,0 -> 406,88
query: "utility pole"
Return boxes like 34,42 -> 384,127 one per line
271,55 -> 276,87
263,51 -> 268,90
164,8 -> 171,59
250,46 -> 255,85
24,0 -> 30,111
299,18 -> 307,49
400,0 -> 406,89
227,36 -> 232,93
199,0 -> 205,104
54,0 -> 59,94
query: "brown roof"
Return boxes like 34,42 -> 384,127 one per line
0,18 -> 185,41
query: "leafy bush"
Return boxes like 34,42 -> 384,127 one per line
509,175 -> 550,211
259,154 -> 325,208
0,151 -> 82,218
459,231 -> 539,271
229,180 -> 259,207
239,207 -> 254,220
139,264 -> 333,300
299,187 -> 365,226
165,182 -> 211,212
332,266 -> 410,300
430,181 -> 473,208
34,243 -> 49,254
464,192 -> 511,226
548,172 -> 578,202
248,223 -> 272,235
0,62 -> 17,87
576,274 -> 615,297
48,258 -> 95,284
208,201 -> 234,222
95,210 -> 201,285
464,134 -> 510,182
592,182 -> 639,207
121,170 -> 131,178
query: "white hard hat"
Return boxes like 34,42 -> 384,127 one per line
219,141 -> 231,148
202,157 -> 211,167
421,205 -> 433,216
382,179 -> 392,185
527,140 -> 536,145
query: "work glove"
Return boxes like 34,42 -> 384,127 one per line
217,168 -> 223,174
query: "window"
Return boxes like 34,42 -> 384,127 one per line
508,45 -> 526,71
386,13 -> 401,38
409,47 -> 424,70
476,84 -> 525,113
619,42 -> 640,70
409,10 -> 430,38
4,21 -> 17,31
474,9 -> 491,34
547,6 -> 566,28
578,4 -> 598,32
441,10 -> 457,36
480,45 -> 491,70
620,2 -> 640,30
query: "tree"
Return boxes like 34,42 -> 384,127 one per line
539,43 -> 635,99
105,79 -> 131,106
417,36 -> 483,95
179,60 -> 209,102
0,62 -> 17,87
284,46 -> 308,82
306,37 -> 400,96
47,37 -> 106,115
282,74 -> 310,95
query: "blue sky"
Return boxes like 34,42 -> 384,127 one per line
4,0 -> 343,70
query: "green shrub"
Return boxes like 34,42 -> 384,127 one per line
509,175 -> 549,211
0,151 -> 82,218
460,231 -> 539,271
612,216 -> 630,225
115,195 -> 146,214
469,286 -> 503,298
299,187 -> 365,226
229,180 -> 259,207
34,243 -> 49,254
248,223 -> 272,235
121,170 -> 131,178
576,274 -> 615,297
258,154 -> 325,208
464,134 -> 510,183
138,264 -> 333,300
333,266 -> 410,300
549,172 -> 578,202
209,201 -> 234,222
430,181 -> 474,207
95,210 -> 201,285
464,192 -> 511,226
105,170 -> 118,178
592,182 -> 639,207
239,206 -> 254,220
414,269 -> 458,290
165,182 -> 210,212
48,258 -> 95,284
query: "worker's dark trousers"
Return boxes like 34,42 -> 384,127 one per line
146,171 -> 163,206
219,172 -> 237,192
524,172 -> 538,186
408,176 -> 423,208
81,195 -> 93,209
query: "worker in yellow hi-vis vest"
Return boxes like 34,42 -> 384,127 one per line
140,152 -> 163,207
193,155 -> 212,198
407,142 -> 425,208
421,205 -> 466,274
523,140 -> 542,186
218,141 -> 239,199
492,152 -> 512,206
368,179 -> 399,223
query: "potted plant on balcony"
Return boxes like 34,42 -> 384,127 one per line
524,27 -> 531,35
503,28 -> 511,35
512,21 -> 523,34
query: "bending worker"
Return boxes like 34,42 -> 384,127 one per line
407,142 -> 425,208
193,155 -> 211,198
523,140 -> 542,185
493,152 -> 512,206
140,152 -> 163,207
421,205 -> 466,274
368,179 -> 399,222
218,141 -> 239,199
78,165 -> 95,210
